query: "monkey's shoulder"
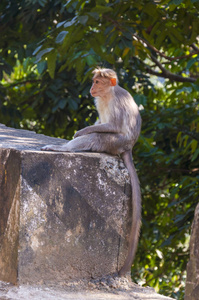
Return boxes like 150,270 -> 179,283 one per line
115,85 -> 134,100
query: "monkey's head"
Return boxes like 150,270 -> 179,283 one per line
90,67 -> 118,98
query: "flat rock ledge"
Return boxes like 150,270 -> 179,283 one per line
0,124 -> 175,300
0,277 -> 174,300
0,124 -> 131,284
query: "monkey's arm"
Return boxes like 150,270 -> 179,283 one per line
74,123 -> 120,138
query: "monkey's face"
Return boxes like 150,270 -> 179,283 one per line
90,77 -> 115,98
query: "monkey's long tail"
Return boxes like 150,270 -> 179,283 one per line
118,150 -> 142,276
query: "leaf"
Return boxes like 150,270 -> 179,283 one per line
58,61 -> 69,73
150,22 -> 161,38
68,98 -> 78,110
56,21 -> 67,28
47,50 -> 57,79
191,147 -> 199,162
64,17 -> 77,28
37,61 -> 47,74
190,21 -> 198,43
156,31 -> 167,48
161,234 -> 175,247
45,90 -> 56,100
85,55 -> 96,66
55,31 -> 68,44
143,3 -> 158,17
88,12 -> 100,20
192,83 -> 199,92
38,0 -> 47,7
58,98 -> 67,109
183,135 -> 189,147
123,47 -> 130,57
133,94 -> 147,106
186,56 -> 199,70
123,32 -> 132,40
170,27 -> 184,42
91,5 -> 113,14
52,103 -> 60,113
104,25 -> 115,35
176,131 -> 182,144
79,15 -> 89,26
169,0 -> 183,5
32,45 -> 43,56
35,48 -> 54,63
191,140 -> 198,153
176,86 -> 192,95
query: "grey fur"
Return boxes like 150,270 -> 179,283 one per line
41,68 -> 142,276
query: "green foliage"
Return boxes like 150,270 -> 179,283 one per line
0,0 -> 199,299
133,84 -> 198,298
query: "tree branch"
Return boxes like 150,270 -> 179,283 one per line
132,34 -> 199,61
146,55 -> 197,83
132,34 -> 198,83
1,79 -> 41,88
103,15 -> 198,83
145,66 -> 197,83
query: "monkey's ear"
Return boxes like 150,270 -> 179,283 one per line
110,78 -> 117,86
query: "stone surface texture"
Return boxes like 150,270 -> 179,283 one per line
0,278 -> 175,300
0,124 -> 176,300
0,124 -> 131,285
185,202 -> 199,300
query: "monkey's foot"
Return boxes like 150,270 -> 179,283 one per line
41,145 -> 69,152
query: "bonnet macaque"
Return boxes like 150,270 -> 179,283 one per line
41,67 -> 142,276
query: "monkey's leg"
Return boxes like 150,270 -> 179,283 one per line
41,133 -> 129,154
64,133 -> 105,152
70,133 -> 129,155
41,135 -> 95,152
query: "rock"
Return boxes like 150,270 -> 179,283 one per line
185,202 -> 199,300
0,124 -> 176,299
0,279 -> 175,300
0,124 -> 131,285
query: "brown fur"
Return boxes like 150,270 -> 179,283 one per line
41,68 -> 142,275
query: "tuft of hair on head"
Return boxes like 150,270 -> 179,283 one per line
92,67 -> 118,84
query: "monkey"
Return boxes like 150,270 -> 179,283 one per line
41,67 -> 142,276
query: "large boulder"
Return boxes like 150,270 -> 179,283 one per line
0,124 -> 131,285
185,202 -> 199,300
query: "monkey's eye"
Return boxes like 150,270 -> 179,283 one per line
95,80 -> 99,84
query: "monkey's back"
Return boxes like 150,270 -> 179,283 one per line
111,85 -> 141,143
